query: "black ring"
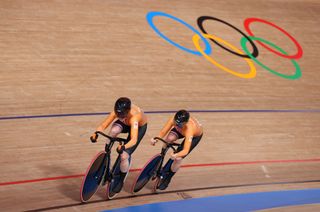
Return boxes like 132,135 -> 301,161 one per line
197,16 -> 259,58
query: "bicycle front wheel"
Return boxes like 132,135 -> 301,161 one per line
80,151 -> 107,202
131,154 -> 162,194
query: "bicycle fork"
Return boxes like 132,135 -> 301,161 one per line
153,147 -> 170,179
101,142 -> 113,186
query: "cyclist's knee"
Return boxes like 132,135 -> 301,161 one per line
109,125 -> 122,137
166,133 -> 178,143
171,159 -> 183,172
120,151 -> 129,161
174,156 -> 183,161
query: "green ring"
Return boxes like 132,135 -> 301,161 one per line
240,36 -> 301,80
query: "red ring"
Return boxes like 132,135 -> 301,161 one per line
244,18 -> 303,59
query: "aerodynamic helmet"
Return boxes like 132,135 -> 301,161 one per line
174,110 -> 190,128
114,97 -> 131,118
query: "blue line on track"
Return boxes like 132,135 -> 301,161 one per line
1,109 -> 320,121
102,188 -> 320,212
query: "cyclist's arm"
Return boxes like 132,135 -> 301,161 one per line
158,117 -> 174,138
96,111 -> 117,132
125,117 -> 140,149
176,131 -> 193,158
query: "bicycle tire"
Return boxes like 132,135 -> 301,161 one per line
131,154 -> 162,193
80,151 -> 107,202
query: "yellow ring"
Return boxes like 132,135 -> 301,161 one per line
192,34 -> 257,79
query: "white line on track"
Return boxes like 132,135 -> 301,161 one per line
261,165 -> 271,178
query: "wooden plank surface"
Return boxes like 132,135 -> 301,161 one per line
0,0 -> 319,211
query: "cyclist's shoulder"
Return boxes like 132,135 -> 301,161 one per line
128,105 -> 145,122
186,117 -> 203,134
190,116 -> 202,127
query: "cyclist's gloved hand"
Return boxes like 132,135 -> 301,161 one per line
117,144 -> 125,154
90,133 -> 97,143
150,137 -> 158,146
170,153 -> 179,160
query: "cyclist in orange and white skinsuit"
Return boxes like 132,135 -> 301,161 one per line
151,110 -> 203,190
91,97 -> 147,193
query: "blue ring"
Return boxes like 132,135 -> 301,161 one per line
146,11 -> 212,56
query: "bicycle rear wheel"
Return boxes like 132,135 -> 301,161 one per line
80,151 -> 107,202
131,154 -> 162,194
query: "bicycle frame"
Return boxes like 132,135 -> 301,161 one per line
80,131 -> 127,202
95,131 -> 127,184
131,137 -> 180,194
154,137 -> 179,177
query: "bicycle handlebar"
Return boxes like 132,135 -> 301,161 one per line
95,131 -> 127,144
154,137 -> 180,153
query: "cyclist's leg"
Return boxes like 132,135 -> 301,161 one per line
158,158 -> 175,190
162,128 -> 181,149
123,124 -> 147,154
108,121 -> 131,193
120,124 -> 147,172
164,128 -> 183,171
159,134 -> 203,190
115,124 -> 147,192
108,120 -> 125,139
119,151 -> 130,173
171,134 -> 203,172
158,129 -> 183,190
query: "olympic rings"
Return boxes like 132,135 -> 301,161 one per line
244,18 -> 303,59
193,34 -> 256,79
146,11 -> 212,56
197,16 -> 259,58
146,11 -> 304,80
241,36 -> 301,80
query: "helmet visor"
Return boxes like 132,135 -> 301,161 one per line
174,120 -> 185,128
115,110 -> 128,118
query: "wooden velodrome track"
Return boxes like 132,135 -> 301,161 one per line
0,0 -> 320,211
